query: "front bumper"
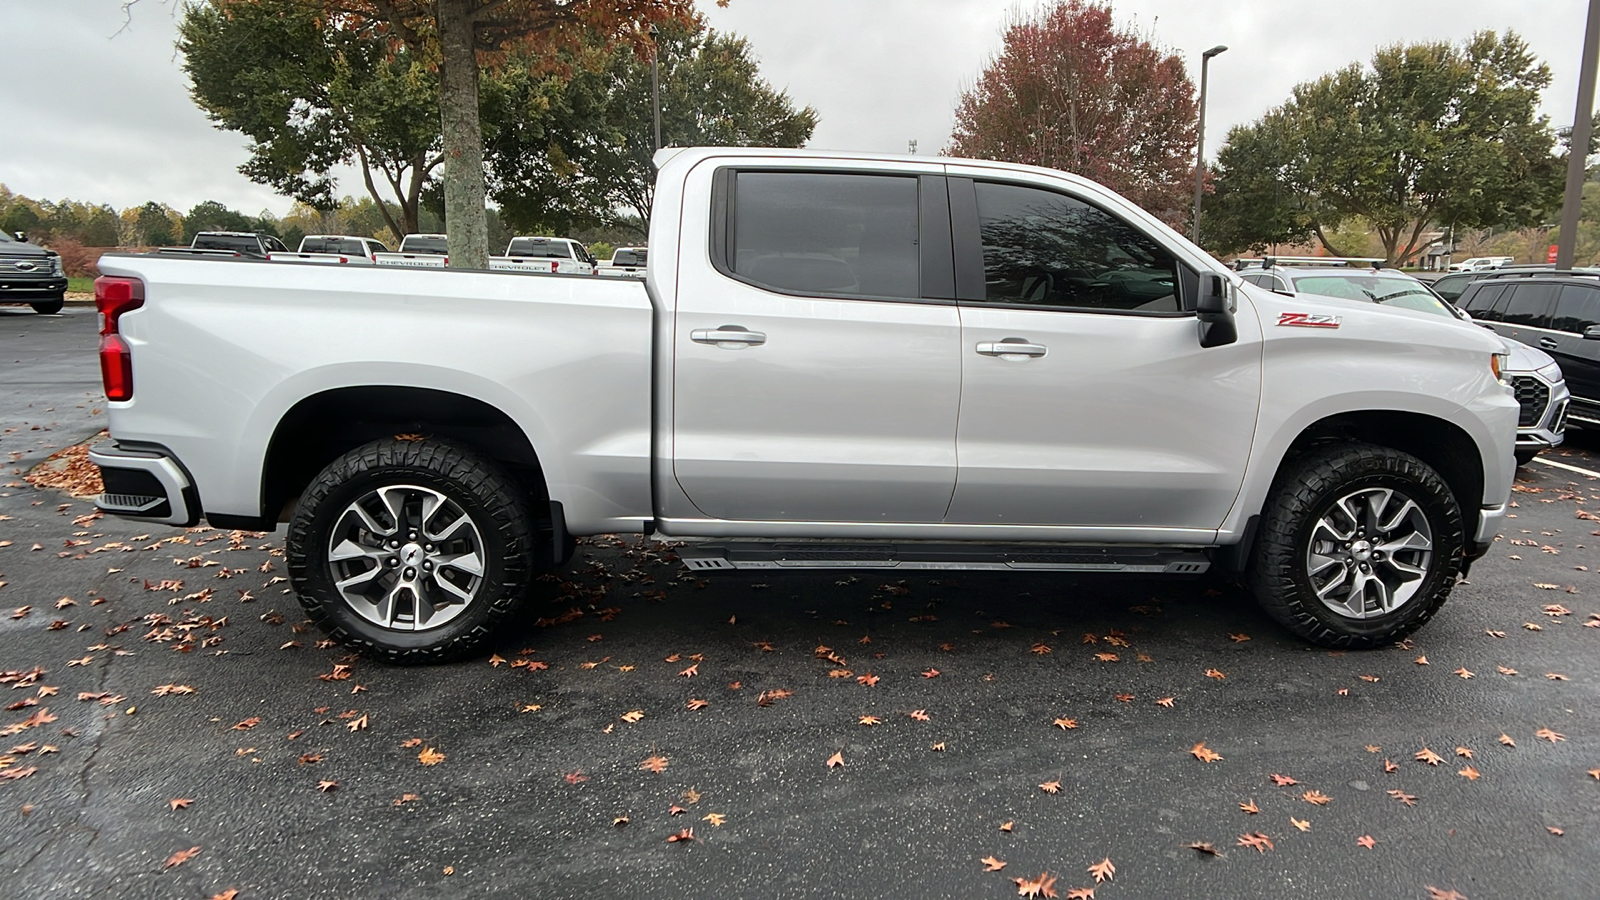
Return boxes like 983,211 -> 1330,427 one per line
1513,372 -> 1569,453
88,442 -> 200,527
1465,501 -> 1509,569
0,275 -> 67,299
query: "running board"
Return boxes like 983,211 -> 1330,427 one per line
677,541 -> 1211,574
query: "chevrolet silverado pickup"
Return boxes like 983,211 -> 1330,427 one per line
88,147 -> 1519,663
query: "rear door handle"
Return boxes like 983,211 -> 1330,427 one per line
976,339 -> 1047,359
691,326 -> 766,348
1539,337 -> 1560,350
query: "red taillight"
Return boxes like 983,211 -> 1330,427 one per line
95,276 -> 144,402
551,261 -> 559,272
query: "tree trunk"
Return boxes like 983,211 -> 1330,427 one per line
437,0 -> 488,269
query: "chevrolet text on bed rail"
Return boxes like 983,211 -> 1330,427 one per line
88,147 -> 1517,663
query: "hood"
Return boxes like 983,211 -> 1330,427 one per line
0,236 -> 52,259
1498,337 -> 1556,375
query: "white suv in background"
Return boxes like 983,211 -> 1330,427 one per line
1449,256 -> 1515,272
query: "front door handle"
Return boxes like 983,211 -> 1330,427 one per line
976,338 -> 1047,359
1539,337 -> 1560,350
691,325 -> 767,348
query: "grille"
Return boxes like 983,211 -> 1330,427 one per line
0,259 -> 50,274
1512,375 -> 1551,428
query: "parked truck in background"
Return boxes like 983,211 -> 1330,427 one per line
598,247 -> 647,278
0,230 -> 67,314
89,147 -> 1518,663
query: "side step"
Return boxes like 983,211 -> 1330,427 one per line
678,541 -> 1210,574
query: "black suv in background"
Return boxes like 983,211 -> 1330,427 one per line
1458,273 -> 1600,428
0,231 -> 67,314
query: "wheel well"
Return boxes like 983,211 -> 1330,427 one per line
261,387 -> 548,523
1281,411 -> 1484,518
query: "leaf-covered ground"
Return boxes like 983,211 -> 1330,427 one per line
1,310 -> 1596,899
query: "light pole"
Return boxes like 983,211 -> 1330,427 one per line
1558,0 -> 1600,270
1190,44 -> 1228,245
650,24 -> 661,152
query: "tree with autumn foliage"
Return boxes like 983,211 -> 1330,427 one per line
945,0 -> 1198,226
206,0 -> 699,268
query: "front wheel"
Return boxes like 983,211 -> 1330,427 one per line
1247,442 -> 1463,648
31,296 -> 64,315
287,438 -> 538,663
1514,448 -> 1540,467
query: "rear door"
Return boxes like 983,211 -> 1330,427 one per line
1492,282 -> 1558,348
945,176 -> 1261,530
670,163 -> 962,523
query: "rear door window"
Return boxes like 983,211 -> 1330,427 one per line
1499,283 -> 1558,328
725,170 -> 921,299
1551,284 -> 1600,334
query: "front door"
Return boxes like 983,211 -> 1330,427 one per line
1544,283 -> 1600,419
945,177 -> 1262,530
671,166 -> 962,523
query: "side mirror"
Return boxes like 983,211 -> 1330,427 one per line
1196,274 -> 1237,348
1584,325 -> 1600,341
13,231 -> 27,243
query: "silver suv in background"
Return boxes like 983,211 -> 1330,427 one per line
1238,257 -> 1567,464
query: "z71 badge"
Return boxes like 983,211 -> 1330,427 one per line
1276,312 -> 1342,328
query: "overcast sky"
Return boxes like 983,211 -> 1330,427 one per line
0,0 -> 1587,216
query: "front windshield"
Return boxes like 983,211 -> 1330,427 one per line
1291,274 -> 1457,318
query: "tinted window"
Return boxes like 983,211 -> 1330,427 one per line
1430,274 -> 1472,302
1241,273 -> 1268,287
974,181 -> 1179,312
1500,283 -> 1558,327
193,234 -> 259,254
1551,284 -> 1600,334
400,235 -> 448,255
613,249 -> 646,266
1462,283 -> 1505,318
506,237 -> 571,258
302,237 -> 366,255
730,171 -> 919,299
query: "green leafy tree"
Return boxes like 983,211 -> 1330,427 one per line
213,0 -> 699,269
1207,31 -> 1563,263
183,201 -> 254,242
487,18 -> 817,237
135,202 -> 177,246
179,0 -> 442,238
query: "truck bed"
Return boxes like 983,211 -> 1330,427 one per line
92,253 -> 657,534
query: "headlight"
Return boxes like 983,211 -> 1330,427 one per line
49,255 -> 64,276
1536,361 -> 1564,383
1491,351 -> 1510,385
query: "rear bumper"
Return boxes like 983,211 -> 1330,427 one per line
88,442 -> 200,527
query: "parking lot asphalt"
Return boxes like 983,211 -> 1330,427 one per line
2,308 -> 1599,899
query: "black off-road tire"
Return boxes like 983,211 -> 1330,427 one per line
1246,442 -> 1464,649
31,297 -> 64,315
287,438 -> 537,664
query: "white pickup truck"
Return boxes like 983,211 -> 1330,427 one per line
89,147 -> 1518,663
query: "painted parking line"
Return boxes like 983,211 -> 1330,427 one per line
1534,457 -> 1600,479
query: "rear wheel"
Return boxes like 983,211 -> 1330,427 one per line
1247,443 -> 1463,648
31,296 -> 63,315
287,438 -> 537,663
